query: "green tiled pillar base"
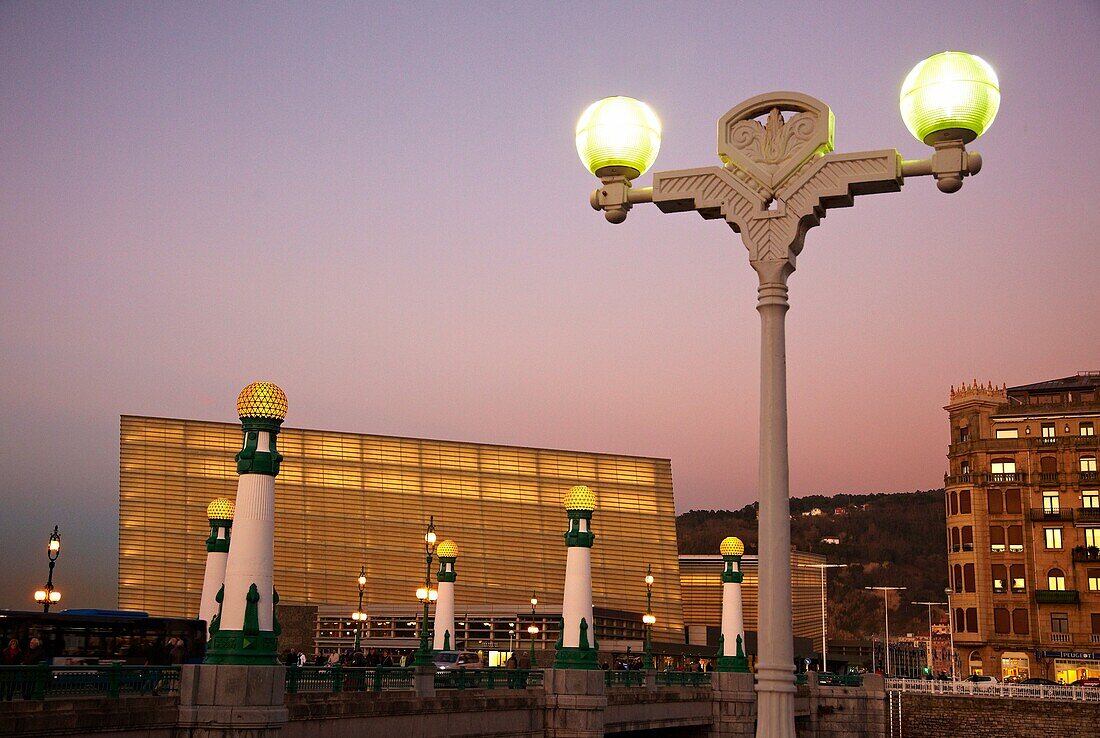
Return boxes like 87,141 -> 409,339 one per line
204,630 -> 279,665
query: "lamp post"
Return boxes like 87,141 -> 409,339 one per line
33,526 -> 62,613
865,586 -> 906,675
352,566 -> 367,651
528,592 -> 539,667
413,516 -> 438,666
643,565 -> 656,670
912,600 -> 948,675
944,587 -> 957,680
800,563 -> 847,673
576,52 -> 998,736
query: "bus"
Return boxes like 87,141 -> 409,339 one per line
0,609 -> 206,665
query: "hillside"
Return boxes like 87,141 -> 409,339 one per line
677,489 -> 948,640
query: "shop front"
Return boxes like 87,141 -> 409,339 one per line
1037,650 -> 1100,683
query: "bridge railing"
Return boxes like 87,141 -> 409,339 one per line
434,668 -> 541,690
285,665 -> 414,693
655,671 -> 710,687
605,670 -> 645,687
0,664 -> 181,700
886,677 -> 1100,703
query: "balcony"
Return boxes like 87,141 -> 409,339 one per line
1030,508 -> 1073,522
986,472 -> 1026,485
1045,632 -> 1071,643
943,472 -> 1029,487
1082,471 -> 1098,483
1071,547 -> 1100,563
1035,589 -> 1080,605
1078,508 -> 1100,523
1038,472 -> 1060,485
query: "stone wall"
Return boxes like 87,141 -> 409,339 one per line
899,692 -> 1100,737
0,696 -> 179,737
798,674 -> 885,738
275,604 -> 317,657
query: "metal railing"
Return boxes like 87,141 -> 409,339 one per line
1030,508 -> 1073,522
285,665 -> 414,693
434,668 -> 541,690
817,673 -> 863,687
605,670 -> 645,687
0,664 -> 181,700
1035,589 -> 1081,604
886,677 -> 1100,703
1077,509 -> 1100,523
655,671 -> 710,687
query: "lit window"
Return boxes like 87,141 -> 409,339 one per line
1047,569 -> 1066,591
996,428 -> 1019,439
1082,422 -> 1095,437
959,427 -> 970,442
1086,528 -> 1100,549
1043,491 -> 1061,514
1082,456 -> 1097,473
1045,528 -> 1063,550
1089,569 -> 1100,592
1084,492 -> 1099,509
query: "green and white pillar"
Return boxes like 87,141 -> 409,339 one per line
433,540 -> 458,652
205,382 -> 287,665
717,536 -> 750,672
198,498 -> 235,638
554,485 -> 598,670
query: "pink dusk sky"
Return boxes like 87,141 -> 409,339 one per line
1,2 -> 1098,609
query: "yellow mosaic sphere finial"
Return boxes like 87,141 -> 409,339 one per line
207,497 -> 235,521
564,485 -> 596,511
236,382 -> 288,421
436,540 -> 458,559
720,536 -> 744,557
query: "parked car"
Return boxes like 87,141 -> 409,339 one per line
1071,677 -> 1100,687
1020,677 -> 1057,685
964,674 -> 998,684
432,651 -> 481,670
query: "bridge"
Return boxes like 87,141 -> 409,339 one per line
0,664 -> 886,738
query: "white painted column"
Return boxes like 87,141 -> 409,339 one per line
433,541 -> 458,652
218,466 -> 276,631
561,543 -> 594,648
198,499 -> 234,636
721,580 -> 745,655
555,485 -> 598,669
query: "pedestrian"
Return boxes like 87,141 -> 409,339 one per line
169,638 -> 186,665
297,651 -> 307,668
1,639 -> 21,701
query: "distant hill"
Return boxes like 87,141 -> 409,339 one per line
677,489 -> 947,640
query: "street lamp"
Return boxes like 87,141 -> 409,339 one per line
800,563 -> 847,673
352,566 -> 367,651
865,586 -> 906,676
528,591 -> 539,667
33,526 -> 62,613
413,516 -> 438,666
912,600 -> 948,676
643,565 -> 656,669
944,587 -> 957,680
577,51 -> 998,737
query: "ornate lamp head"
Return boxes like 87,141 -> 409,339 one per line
563,485 -> 596,511
207,497 -> 235,522
436,540 -> 458,559
236,382 -> 288,422
720,536 -> 745,558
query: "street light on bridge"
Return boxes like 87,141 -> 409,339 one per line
576,51 -> 998,736
33,526 -> 62,613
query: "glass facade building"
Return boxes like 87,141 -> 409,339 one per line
119,415 -> 684,641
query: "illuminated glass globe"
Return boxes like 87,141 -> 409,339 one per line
564,485 -> 596,511
900,51 -> 1000,144
576,96 -> 661,179
720,536 -> 745,557
207,497 -> 235,521
437,540 -> 458,558
236,382 -> 288,421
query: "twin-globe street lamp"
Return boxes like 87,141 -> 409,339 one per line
575,51 -> 999,737
34,526 -> 63,613
413,517 -> 439,667
642,565 -> 656,670
527,591 -> 539,667
352,566 -> 367,651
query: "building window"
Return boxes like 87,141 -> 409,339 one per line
1082,456 -> 1098,473
1012,609 -> 1029,635
959,426 -> 970,442
996,429 -> 1019,439
1083,422 -> 1096,437
991,458 -> 1016,476
1010,564 -> 1026,593
1005,488 -> 1021,514
1041,423 -> 1056,443
1088,568 -> 1100,592
955,608 -> 964,632
1093,614 -> 1100,636
1007,525 -> 1024,553
1051,612 -> 1069,635
1045,528 -> 1063,550
966,608 -> 978,633
994,608 -> 1011,633
961,460 -> 971,477
951,528 -> 961,552
959,489 -> 971,514
992,564 -> 1007,593
1047,568 -> 1066,591
1084,491 -> 1099,509
953,564 -> 963,593
963,563 -> 976,593
990,526 -> 1006,552
987,489 -> 1003,514
962,526 -> 974,551
1085,528 -> 1100,549
1043,490 -> 1061,514
949,492 -> 958,516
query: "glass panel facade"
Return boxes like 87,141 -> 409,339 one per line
119,416 -> 684,640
